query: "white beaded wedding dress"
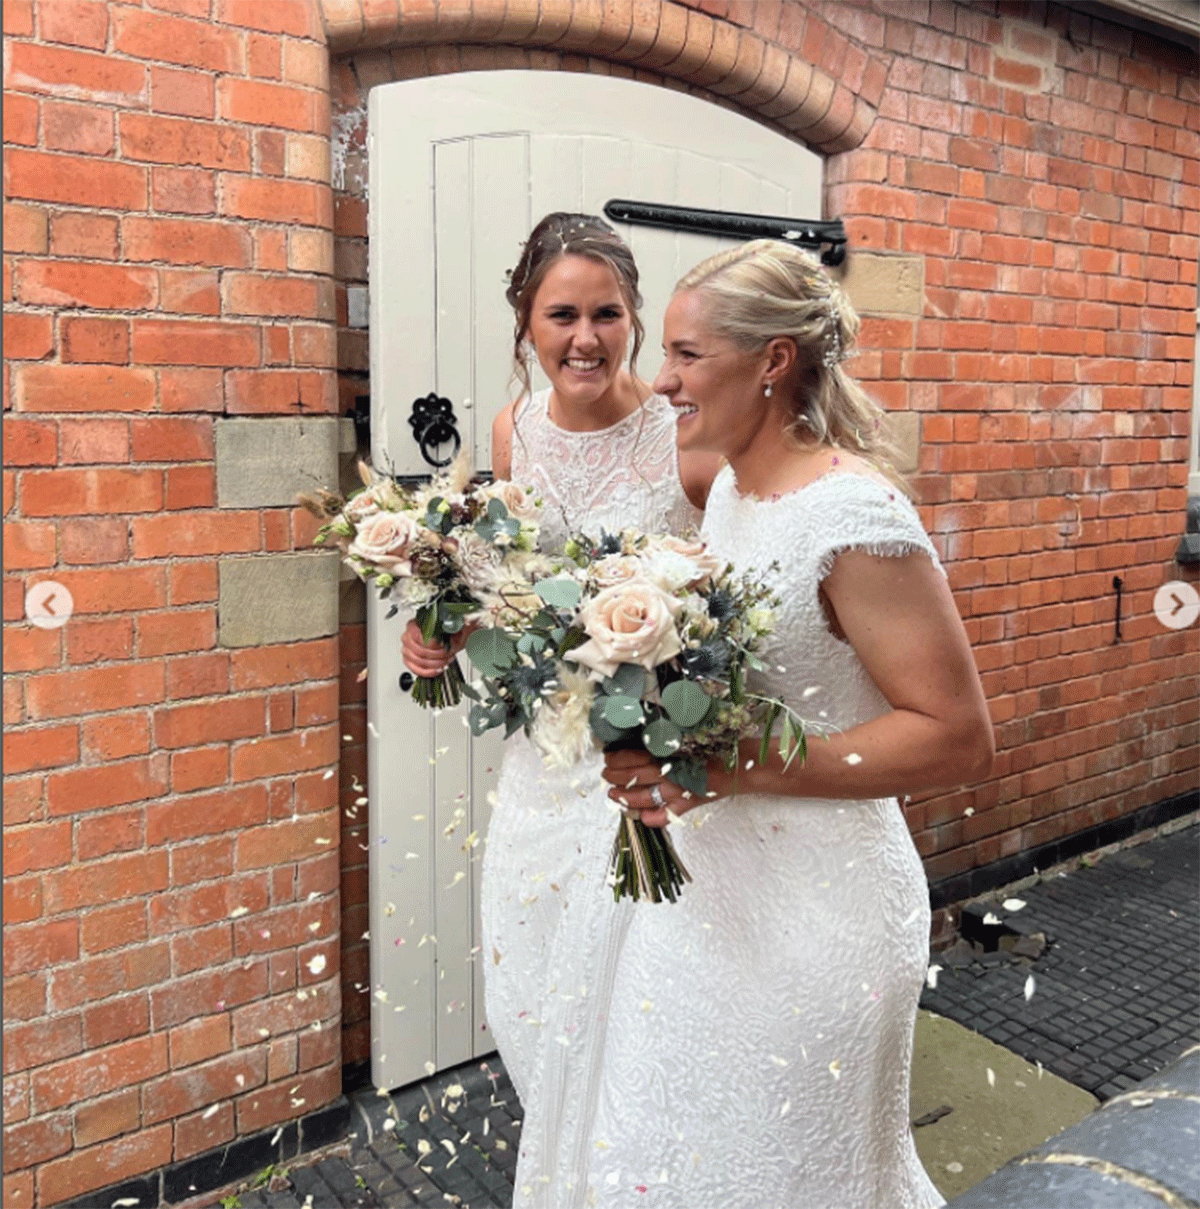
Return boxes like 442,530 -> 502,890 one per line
487,457 -> 946,1209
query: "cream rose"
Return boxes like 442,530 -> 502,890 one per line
348,510 -> 421,574
570,578 -> 683,680
480,480 -> 541,523
588,554 -> 644,590
649,534 -> 724,588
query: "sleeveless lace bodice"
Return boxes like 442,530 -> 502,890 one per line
509,388 -> 700,550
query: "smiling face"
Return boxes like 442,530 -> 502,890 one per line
653,289 -> 776,463
524,254 -> 634,417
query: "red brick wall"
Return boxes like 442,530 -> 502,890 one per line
327,0 -> 1197,1060
3,1 -> 343,1206
809,0 -> 1198,880
3,0 -> 1198,1202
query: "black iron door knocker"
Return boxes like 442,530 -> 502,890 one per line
408,393 -> 462,468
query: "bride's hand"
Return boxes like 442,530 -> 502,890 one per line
601,748 -> 716,829
400,619 -> 465,677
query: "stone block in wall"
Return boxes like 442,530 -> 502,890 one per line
887,411 -> 921,475
219,552 -> 340,647
838,252 -> 923,317
215,417 -> 341,508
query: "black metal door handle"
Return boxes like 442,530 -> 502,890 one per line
408,393 -> 462,468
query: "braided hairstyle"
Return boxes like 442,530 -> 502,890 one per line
505,212 -> 644,401
675,238 -> 908,493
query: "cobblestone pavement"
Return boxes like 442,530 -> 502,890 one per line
920,822 -> 1199,1101
228,821 -> 1199,1209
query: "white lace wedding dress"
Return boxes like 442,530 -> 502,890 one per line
488,457 -> 946,1209
479,386 -> 699,1180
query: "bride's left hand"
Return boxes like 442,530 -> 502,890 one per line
601,748 -> 721,828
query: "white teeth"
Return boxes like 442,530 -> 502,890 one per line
565,359 -> 602,371
674,404 -> 698,416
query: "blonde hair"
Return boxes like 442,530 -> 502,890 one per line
676,239 -> 909,494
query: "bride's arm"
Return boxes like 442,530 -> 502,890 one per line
605,549 -> 994,824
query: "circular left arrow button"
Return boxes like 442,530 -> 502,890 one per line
25,580 -> 74,630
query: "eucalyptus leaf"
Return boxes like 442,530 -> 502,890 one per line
601,694 -> 645,730
516,633 -> 546,656
643,717 -> 683,758
465,628 -> 517,675
661,679 -> 711,729
603,663 -> 648,699
667,757 -> 708,797
468,702 -> 497,736
534,576 -> 583,611
589,698 -> 624,744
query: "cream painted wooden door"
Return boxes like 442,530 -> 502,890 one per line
367,70 -> 821,1090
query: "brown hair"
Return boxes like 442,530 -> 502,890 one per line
505,212 -> 644,401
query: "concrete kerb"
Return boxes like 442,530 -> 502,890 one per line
943,1046 -> 1200,1208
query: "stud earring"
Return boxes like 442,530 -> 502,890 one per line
763,381 -> 773,399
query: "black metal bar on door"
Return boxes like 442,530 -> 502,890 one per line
603,200 -> 847,266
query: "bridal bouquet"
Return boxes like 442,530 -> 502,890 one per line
305,457 -> 547,708
462,529 -> 807,902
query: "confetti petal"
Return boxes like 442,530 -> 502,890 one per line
1002,898 -> 1026,912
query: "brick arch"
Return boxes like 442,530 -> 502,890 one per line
317,0 -> 878,154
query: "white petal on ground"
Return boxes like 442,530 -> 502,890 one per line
322,769 -> 335,780
1024,974 -> 1036,1001
983,912 -> 1002,925
230,906 -> 249,918
202,1103 -> 221,1120
987,1067 -> 996,1088
926,965 -> 941,989
1129,1096 -> 1155,1107
424,1061 -> 436,1075
780,1099 -> 791,1118
828,1059 -> 842,1080
1003,898 -> 1026,911
307,955 -> 327,975
945,1161 -> 964,1174
843,753 -> 863,765
964,807 -> 975,816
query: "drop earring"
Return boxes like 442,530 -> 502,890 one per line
763,381 -> 773,399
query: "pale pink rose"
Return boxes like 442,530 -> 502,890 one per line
588,554 -> 645,590
347,510 -> 421,574
480,480 -> 541,522
571,578 -> 683,680
651,534 -> 724,588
